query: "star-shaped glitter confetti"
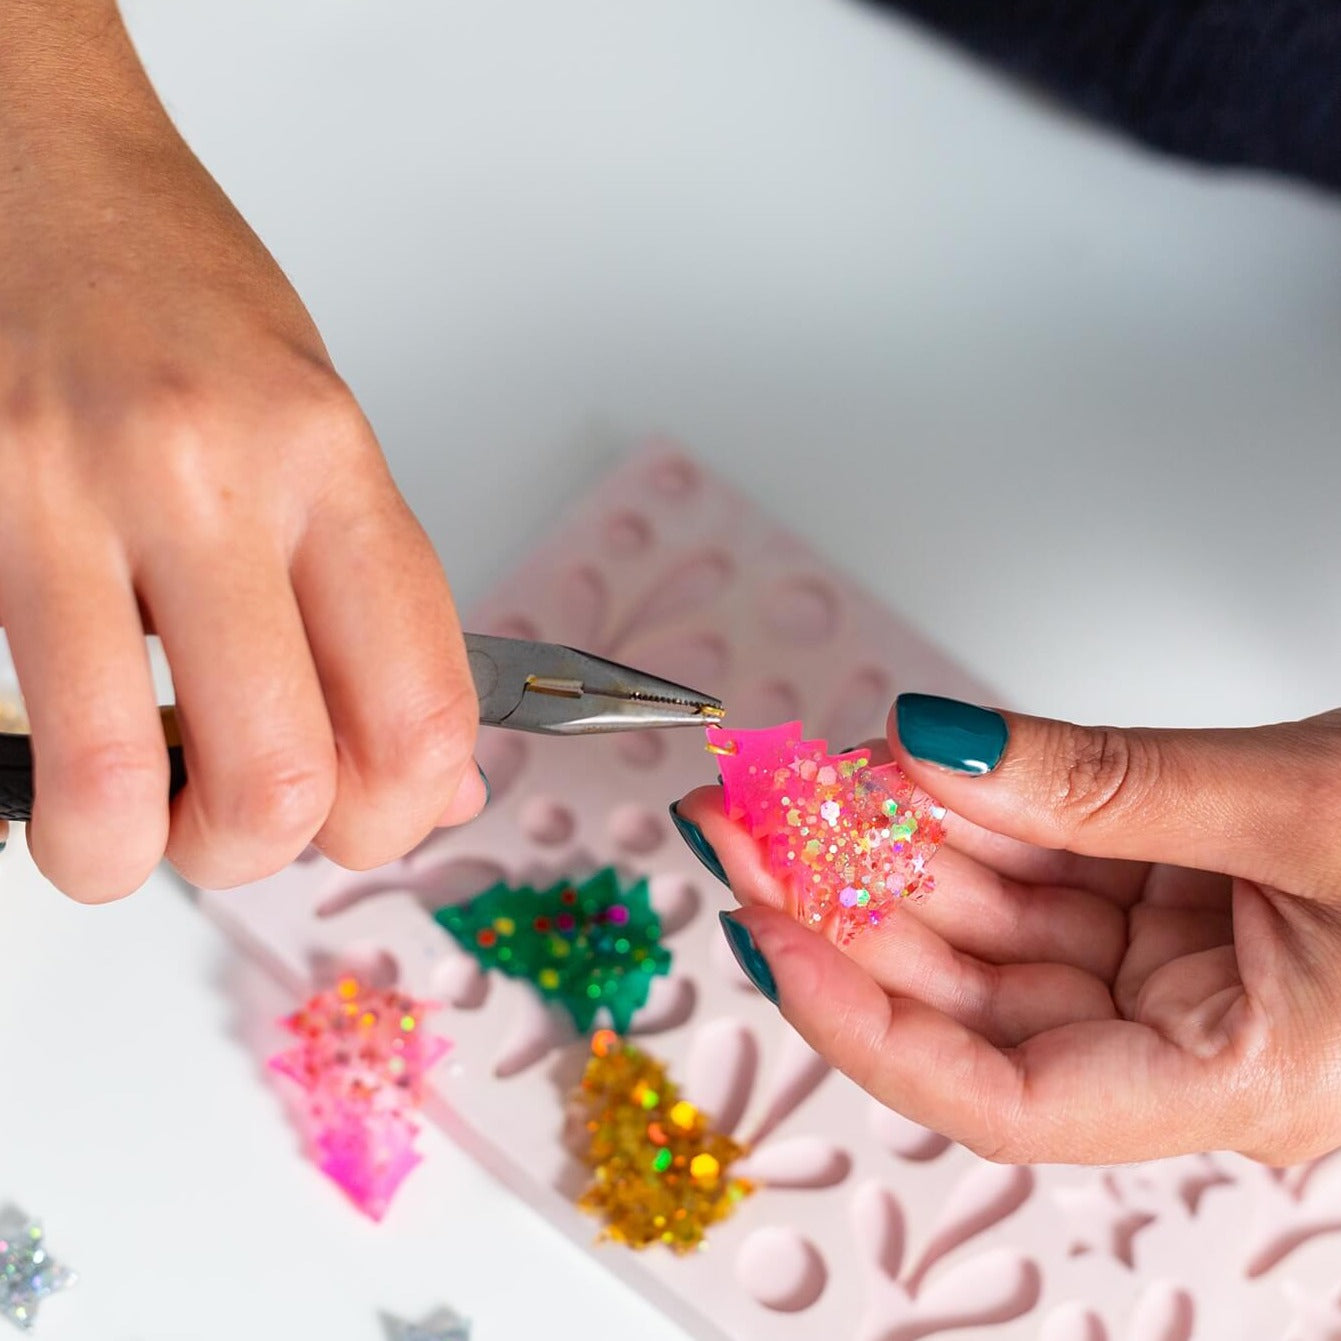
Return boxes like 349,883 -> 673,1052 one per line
707,721 -> 946,944
269,976 -> 449,1220
383,1306 -> 472,1341
434,867 -> 671,1032
0,1208 -> 75,1331
571,1031 -> 752,1252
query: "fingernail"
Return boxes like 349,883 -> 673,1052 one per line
719,912 -> 778,1004
476,763 -> 491,807
895,693 -> 1007,775
669,802 -> 729,887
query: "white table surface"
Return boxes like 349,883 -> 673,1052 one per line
3,1 -> 1341,1337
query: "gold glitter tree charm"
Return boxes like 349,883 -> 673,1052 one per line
571,1032 -> 752,1253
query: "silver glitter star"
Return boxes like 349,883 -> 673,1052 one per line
384,1307 -> 471,1341
0,1208 -> 76,1331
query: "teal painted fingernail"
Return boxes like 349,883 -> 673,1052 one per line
719,912 -> 778,1005
669,802 -> 729,887
476,763 -> 491,806
896,693 -> 1008,775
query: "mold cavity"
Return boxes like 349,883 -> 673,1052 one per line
1245,1220 -> 1341,1278
610,548 -> 734,649
1126,1282 -> 1195,1341
869,1104 -> 952,1163
736,1228 -> 827,1312
650,455 -> 699,498
493,995 -> 574,1079
742,679 -> 804,729
605,511 -> 653,558
648,876 -> 700,936
627,977 -> 697,1034
851,1181 -> 905,1281
488,615 -> 540,643
431,954 -> 489,1010
685,1018 -> 758,1135
905,1163 -> 1034,1294
622,632 -> 728,692
763,575 -> 840,643
737,1136 -> 851,1189
1039,1304 -> 1107,1341
556,566 -> 608,648
617,730 -> 667,770
823,666 -> 894,753
890,1252 -> 1040,1338
607,804 -> 664,855
520,797 -> 576,847
743,1033 -> 831,1145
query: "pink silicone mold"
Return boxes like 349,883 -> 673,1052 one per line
199,442 -> 1333,1340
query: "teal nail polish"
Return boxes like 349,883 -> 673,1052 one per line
668,803 -> 729,887
719,912 -> 778,1005
476,764 -> 491,806
896,693 -> 1008,775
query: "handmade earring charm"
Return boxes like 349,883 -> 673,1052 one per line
269,975 -> 448,1220
0,1207 -> 75,1331
571,1032 -> 752,1252
707,721 -> 946,944
435,868 -> 671,1033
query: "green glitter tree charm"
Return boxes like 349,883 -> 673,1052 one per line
433,868 -> 671,1032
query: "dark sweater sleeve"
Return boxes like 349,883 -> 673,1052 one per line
865,0 -> 1341,192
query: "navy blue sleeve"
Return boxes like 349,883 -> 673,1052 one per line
865,0 -> 1341,191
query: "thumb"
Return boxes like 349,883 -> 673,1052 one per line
889,693 -> 1341,894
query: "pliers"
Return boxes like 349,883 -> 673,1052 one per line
0,633 -> 724,821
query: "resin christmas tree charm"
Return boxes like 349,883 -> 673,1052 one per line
269,975 -> 448,1219
434,868 -> 670,1033
707,721 -> 946,943
571,1031 -> 752,1252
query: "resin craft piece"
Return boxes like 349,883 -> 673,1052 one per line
572,1031 -> 752,1253
269,976 -> 448,1220
0,1208 -> 75,1331
383,1306 -> 472,1341
435,867 -> 670,1033
708,721 -> 946,943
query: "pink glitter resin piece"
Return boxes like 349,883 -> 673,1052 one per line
269,976 -> 449,1219
708,721 -> 947,944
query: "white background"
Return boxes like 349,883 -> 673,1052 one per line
3,0 -> 1340,1337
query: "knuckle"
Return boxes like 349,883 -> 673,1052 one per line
225,750 -> 335,843
374,691 -> 478,791
55,737 -> 168,813
1047,724 -> 1151,841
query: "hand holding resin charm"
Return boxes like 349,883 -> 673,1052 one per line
677,697 -> 1341,1168
706,722 -> 945,944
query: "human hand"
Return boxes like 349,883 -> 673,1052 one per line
0,5 -> 485,900
673,696 -> 1341,1165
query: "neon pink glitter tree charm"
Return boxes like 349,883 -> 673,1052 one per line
707,721 -> 947,944
269,975 -> 449,1219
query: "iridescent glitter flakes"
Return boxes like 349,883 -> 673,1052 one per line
435,868 -> 670,1033
708,721 -> 946,943
0,1208 -> 75,1331
270,976 -> 449,1220
572,1032 -> 751,1252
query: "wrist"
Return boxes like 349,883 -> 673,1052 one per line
0,1 -> 173,162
